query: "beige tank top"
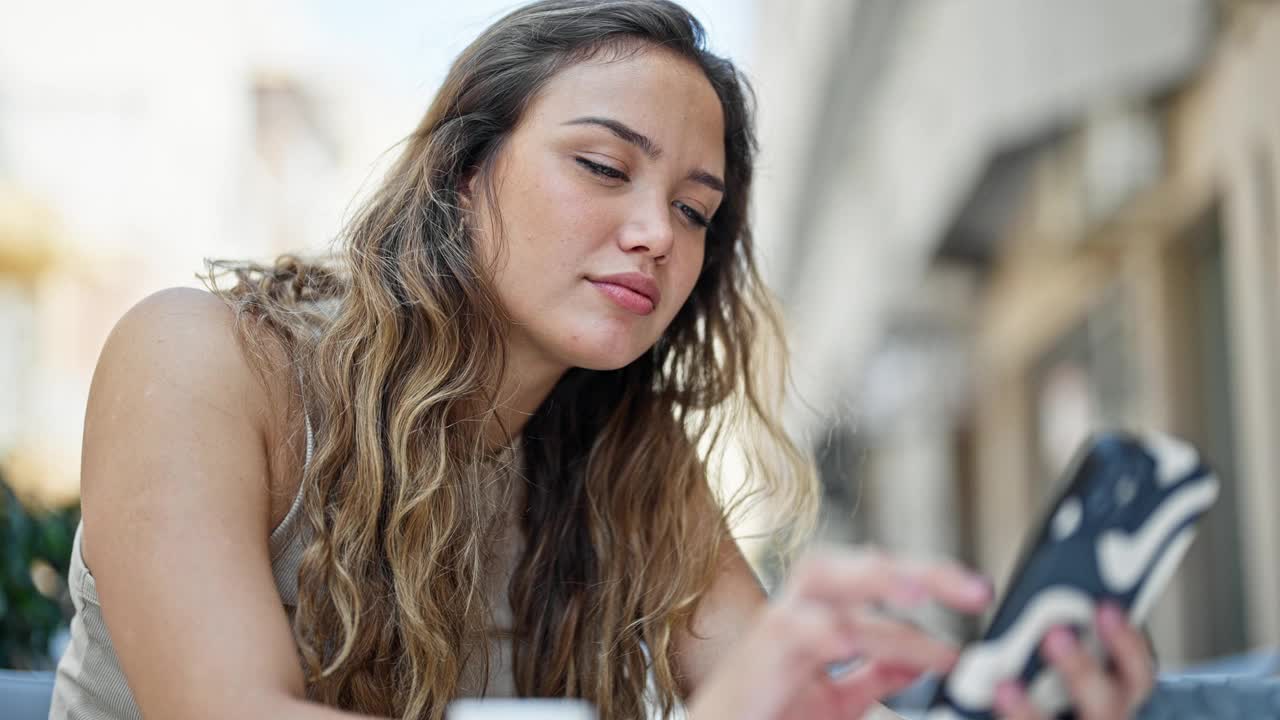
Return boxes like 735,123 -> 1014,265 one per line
48,412 -> 524,719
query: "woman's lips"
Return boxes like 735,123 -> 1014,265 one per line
590,280 -> 656,315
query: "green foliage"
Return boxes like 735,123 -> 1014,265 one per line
0,472 -> 79,670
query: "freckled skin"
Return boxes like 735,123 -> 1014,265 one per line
471,48 -> 726,379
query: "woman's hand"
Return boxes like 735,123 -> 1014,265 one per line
686,546 -> 994,720
993,603 -> 1157,720
685,546 -> 1159,720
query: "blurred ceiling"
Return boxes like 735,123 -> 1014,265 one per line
750,0 -> 1215,430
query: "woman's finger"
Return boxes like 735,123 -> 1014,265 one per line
826,659 -> 924,715
1041,627 -> 1120,719
993,681 -> 1045,720
783,547 -> 993,614
706,600 -> 858,720
834,610 -> 959,674
762,600 -> 957,679
761,599 -> 857,672
1096,603 -> 1156,707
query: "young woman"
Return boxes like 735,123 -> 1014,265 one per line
50,1 -> 1156,718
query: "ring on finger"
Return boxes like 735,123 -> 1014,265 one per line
825,655 -> 867,680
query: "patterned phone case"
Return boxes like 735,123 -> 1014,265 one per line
925,431 -> 1220,719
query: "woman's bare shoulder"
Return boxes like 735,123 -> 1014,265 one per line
76,286 -> 315,715
84,287 -> 305,538
93,286 -> 293,423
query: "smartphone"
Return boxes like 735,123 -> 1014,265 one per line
925,431 -> 1220,719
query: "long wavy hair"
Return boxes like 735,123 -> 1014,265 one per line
205,1 -> 817,718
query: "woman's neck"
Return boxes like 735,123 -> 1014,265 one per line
484,336 -> 567,446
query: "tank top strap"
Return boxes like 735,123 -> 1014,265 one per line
303,403 -> 314,470
268,375 -> 313,559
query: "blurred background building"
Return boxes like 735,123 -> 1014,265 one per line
0,0 -> 748,503
1,0 -> 1276,673
753,0 -> 1280,669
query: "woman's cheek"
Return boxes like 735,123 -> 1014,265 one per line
677,250 -> 705,304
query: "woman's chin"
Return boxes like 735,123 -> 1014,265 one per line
571,350 -> 646,372
540,322 -> 657,372
559,339 -> 650,372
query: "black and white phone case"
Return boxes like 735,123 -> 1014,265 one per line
926,431 -> 1220,719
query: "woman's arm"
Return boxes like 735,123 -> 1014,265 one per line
672,537 -> 768,696
80,288 -> 378,720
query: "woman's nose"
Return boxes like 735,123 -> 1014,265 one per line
617,200 -> 675,261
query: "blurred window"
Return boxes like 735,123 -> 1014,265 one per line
1031,285 -> 1136,494
1186,203 -> 1249,658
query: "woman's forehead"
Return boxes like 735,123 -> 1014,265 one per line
524,49 -> 726,167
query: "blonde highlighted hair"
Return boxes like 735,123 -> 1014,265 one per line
206,1 -> 817,718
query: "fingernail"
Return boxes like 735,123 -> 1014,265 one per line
1044,628 -> 1077,659
894,578 -> 928,604
1098,602 -> 1125,631
965,575 -> 993,602
938,646 -> 962,671
994,680 -> 1025,711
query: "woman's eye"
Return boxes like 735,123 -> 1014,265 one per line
675,202 -> 710,228
575,157 -> 628,181
574,156 -> 708,228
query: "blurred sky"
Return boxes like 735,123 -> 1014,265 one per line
297,0 -> 759,155
298,0 -> 758,97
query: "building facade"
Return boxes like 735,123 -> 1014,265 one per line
751,0 -> 1276,666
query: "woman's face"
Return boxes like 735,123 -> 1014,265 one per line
471,47 -> 726,373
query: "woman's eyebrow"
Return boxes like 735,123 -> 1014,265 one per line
565,116 -> 661,159
689,169 -> 725,194
563,115 -> 725,194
